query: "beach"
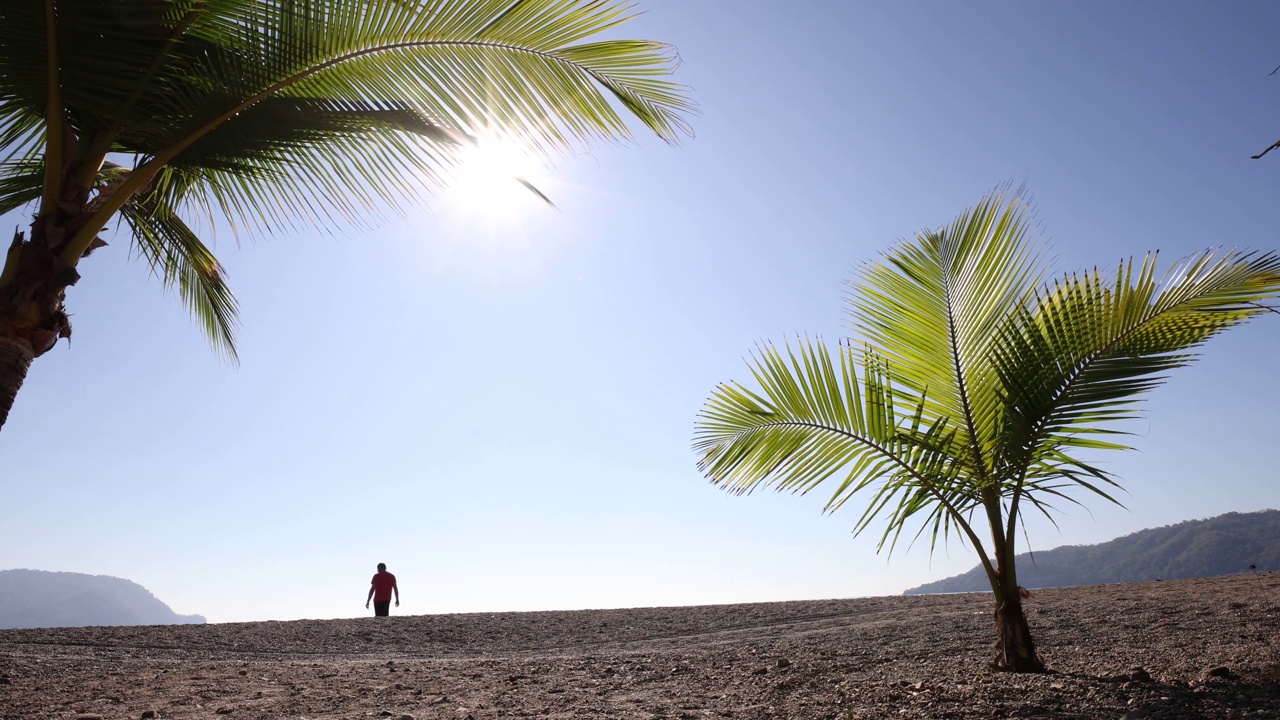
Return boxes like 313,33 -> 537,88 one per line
1,574 -> 1277,719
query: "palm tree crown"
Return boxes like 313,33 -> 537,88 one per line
0,0 -> 694,358
694,191 -> 1280,671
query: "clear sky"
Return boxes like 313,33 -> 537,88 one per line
2,1 -> 1279,624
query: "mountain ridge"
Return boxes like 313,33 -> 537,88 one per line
904,509 -> 1280,594
0,569 -> 206,629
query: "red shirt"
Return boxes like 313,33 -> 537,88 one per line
371,571 -> 396,602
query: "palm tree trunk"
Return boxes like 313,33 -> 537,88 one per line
981,492 -> 1045,672
991,569 -> 1045,672
0,334 -> 34,430
0,228 -> 77,432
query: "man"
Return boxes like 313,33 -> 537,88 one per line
365,563 -> 399,617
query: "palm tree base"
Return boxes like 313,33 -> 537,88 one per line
0,332 -> 34,431
991,595 -> 1046,673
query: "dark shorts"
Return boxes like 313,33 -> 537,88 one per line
374,600 -> 391,617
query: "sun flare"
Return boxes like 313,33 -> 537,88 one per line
442,139 -> 554,221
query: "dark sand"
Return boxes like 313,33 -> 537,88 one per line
2,574 -> 1278,719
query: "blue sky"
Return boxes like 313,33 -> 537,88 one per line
2,1 -> 1279,623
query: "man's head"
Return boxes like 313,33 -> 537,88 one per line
377,563 -> 387,572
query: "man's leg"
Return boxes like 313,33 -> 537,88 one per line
374,600 -> 391,617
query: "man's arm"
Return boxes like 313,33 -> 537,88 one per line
393,579 -> 400,607
366,582 -> 375,608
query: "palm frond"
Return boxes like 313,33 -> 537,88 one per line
0,160 -> 43,216
694,337 -> 991,561
0,112 -> 44,166
990,248 -> 1280,544
119,184 -> 239,361
848,191 -> 1043,481
997,249 -> 1280,475
4,0 -> 692,262
149,98 -> 469,234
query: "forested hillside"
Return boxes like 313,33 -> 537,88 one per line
0,569 -> 205,628
904,510 -> 1280,594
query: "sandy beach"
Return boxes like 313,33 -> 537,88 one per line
1,574 -> 1277,719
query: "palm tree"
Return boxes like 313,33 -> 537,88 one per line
693,192 -> 1280,672
0,0 -> 693,430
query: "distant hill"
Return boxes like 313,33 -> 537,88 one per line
0,569 -> 206,629
904,509 -> 1280,595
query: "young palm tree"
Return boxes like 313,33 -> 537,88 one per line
694,192 -> 1280,672
0,0 -> 693,429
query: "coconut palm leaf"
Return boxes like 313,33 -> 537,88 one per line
695,337 -> 995,566
5,0 -> 692,217
992,249 -> 1280,538
0,0 -> 693,358
847,191 -> 1044,485
0,162 -> 42,216
119,185 -> 239,361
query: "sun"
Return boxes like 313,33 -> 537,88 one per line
441,139 -> 555,221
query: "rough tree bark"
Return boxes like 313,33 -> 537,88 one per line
991,568 -> 1046,672
0,227 -> 83,432
0,113 -> 108,433
0,334 -> 35,430
983,492 -> 1046,673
